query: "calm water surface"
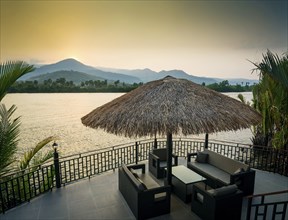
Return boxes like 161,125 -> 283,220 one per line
2,92 -> 253,156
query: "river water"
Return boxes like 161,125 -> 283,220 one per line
2,92 -> 254,156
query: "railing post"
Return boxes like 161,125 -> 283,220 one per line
154,137 -> 157,149
246,197 -> 252,220
166,133 -> 173,186
135,142 -> 139,164
53,145 -> 61,188
205,133 -> 209,149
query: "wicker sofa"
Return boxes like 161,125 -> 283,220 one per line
118,163 -> 171,220
187,149 -> 255,196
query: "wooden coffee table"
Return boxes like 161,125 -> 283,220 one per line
171,165 -> 206,203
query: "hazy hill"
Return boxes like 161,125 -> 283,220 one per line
158,70 -> 217,84
96,67 -> 153,81
95,67 -> 157,82
97,67 -> 259,85
20,59 -> 141,84
28,70 -> 106,85
97,67 -> 217,84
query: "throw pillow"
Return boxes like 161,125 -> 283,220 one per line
196,152 -> 209,163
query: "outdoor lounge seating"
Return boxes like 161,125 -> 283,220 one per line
149,148 -> 178,178
191,182 -> 243,220
187,149 -> 255,195
118,163 -> 171,220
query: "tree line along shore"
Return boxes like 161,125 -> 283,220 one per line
8,78 -> 254,93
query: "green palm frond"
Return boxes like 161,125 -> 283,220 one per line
0,61 -> 35,101
251,50 -> 288,148
252,50 -> 288,90
19,136 -> 58,171
0,104 -> 21,175
29,151 -> 54,173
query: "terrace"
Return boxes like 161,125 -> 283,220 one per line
1,138 -> 288,220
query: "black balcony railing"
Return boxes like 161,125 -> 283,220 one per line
207,139 -> 288,176
245,190 -> 288,220
0,164 -> 55,213
0,138 -> 287,215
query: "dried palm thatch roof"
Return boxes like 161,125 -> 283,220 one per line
82,76 -> 261,137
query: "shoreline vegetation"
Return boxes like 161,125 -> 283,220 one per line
8,78 -> 254,93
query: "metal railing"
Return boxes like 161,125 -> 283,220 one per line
207,139 -> 288,176
245,190 -> 288,219
0,164 -> 55,213
1,138 -> 287,214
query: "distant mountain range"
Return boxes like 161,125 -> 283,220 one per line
21,59 -> 141,84
96,67 -> 218,85
20,58 -> 258,85
28,70 -> 106,85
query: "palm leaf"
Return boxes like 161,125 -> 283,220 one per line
0,104 -> 21,175
19,136 -> 58,171
0,61 -> 35,101
29,151 -> 54,173
252,50 -> 288,90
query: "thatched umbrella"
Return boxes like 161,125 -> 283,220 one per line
82,76 -> 261,185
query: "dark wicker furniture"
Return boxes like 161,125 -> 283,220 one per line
149,148 -> 178,178
170,165 -> 206,203
118,163 -> 171,220
187,149 -> 255,195
191,182 -> 243,220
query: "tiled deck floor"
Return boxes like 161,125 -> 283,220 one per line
1,161 -> 287,220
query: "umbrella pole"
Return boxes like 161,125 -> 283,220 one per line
166,133 -> 173,186
205,133 -> 209,149
154,133 -> 157,149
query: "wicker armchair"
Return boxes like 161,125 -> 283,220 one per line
149,148 -> 178,178
191,183 -> 243,220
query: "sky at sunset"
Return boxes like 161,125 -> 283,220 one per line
1,0 -> 287,79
